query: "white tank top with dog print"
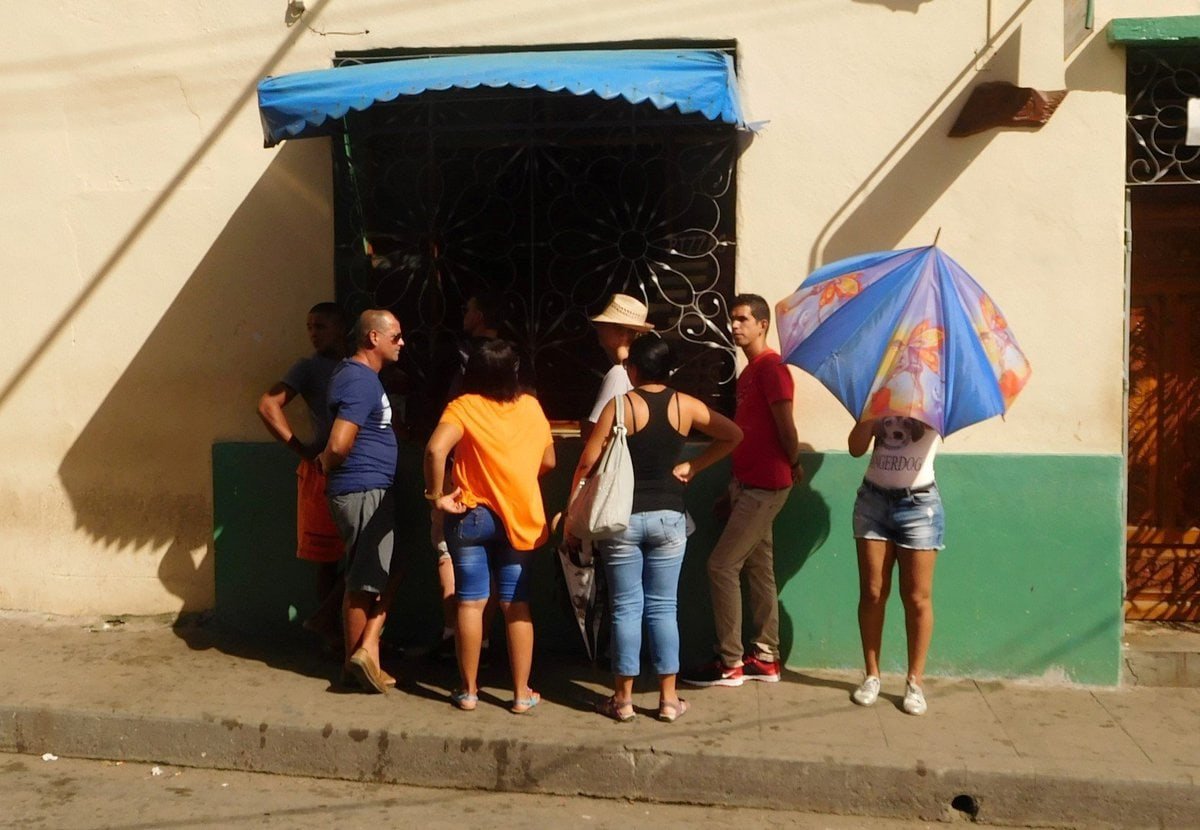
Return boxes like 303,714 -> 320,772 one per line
865,417 -> 940,489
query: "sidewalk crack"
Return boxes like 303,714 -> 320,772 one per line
976,679 -> 1023,759
1091,690 -> 1154,764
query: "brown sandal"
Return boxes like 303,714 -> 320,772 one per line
596,695 -> 636,722
658,698 -> 690,723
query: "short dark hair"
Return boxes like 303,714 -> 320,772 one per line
470,290 -> 505,331
627,335 -> 674,384
462,339 -> 521,402
308,302 -> 346,327
731,294 -> 771,326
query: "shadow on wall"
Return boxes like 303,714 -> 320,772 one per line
57,140 -> 333,612
813,29 -> 1021,268
776,448 -> 831,663
1064,27 -> 1124,93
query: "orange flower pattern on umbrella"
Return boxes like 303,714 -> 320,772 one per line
973,294 -> 1031,409
819,273 -> 863,313
866,320 -> 945,422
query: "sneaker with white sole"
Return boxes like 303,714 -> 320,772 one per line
852,675 -> 881,706
742,653 -> 781,682
902,677 -> 927,715
681,660 -> 745,687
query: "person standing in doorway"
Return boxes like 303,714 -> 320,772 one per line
318,309 -> 404,694
256,302 -> 347,654
683,294 -> 802,688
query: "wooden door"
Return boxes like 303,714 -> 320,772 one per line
1126,186 -> 1200,620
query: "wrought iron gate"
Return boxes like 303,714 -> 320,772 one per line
332,79 -> 739,437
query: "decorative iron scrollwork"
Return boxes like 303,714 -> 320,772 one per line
1127,49 -> 1200,185
332,85 -> 738,431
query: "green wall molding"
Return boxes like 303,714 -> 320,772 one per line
213,443 -> 1124,685
1108,15 -> 1200,47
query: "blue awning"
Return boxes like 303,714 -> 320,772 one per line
257,48 -> 746,147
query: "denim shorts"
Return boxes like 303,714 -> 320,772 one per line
852,480 -> 945,551
445,505 -> 532,602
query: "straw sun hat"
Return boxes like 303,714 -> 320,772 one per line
589,293 -> 655,333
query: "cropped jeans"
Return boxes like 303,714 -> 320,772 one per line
596,510 -> 688,677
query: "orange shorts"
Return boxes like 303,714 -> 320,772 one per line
296,460 -> 343,563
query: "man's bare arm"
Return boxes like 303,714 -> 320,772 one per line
257,383 -> 312,458
318,418 -> 360,474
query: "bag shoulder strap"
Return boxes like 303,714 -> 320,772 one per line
612,392 -> 628,436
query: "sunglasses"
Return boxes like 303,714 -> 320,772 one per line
374,330 -> 403,344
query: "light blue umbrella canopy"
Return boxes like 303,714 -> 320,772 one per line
775,246 -> 1031,437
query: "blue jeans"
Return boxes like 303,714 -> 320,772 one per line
852,481 -> 946,551
445,505 -> 532,602
596,510 -> 687,677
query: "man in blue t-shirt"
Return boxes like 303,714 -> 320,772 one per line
317,309 -> 404,694
257,302 -> 347,653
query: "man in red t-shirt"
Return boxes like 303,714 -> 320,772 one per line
683,294 -> 802,687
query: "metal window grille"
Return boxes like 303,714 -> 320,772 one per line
332,81 -> 739,436
1127,48 -> 1200,185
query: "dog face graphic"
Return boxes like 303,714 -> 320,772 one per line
876,416 -> 926,450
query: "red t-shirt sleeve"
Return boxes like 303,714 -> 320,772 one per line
760,357 -> 795,405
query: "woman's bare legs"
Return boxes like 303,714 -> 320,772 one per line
501,600 -> 535,708
856,538 -> 896,678
455,598 -> 486,695
896,548 -> 938,685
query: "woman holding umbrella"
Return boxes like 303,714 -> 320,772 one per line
847,416 -> 943,716
776,243 -> 1032,717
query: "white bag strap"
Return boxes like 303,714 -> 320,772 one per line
611,391 -> 627,437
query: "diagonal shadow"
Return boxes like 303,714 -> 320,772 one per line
57,139 -> 334,610
0,0 -> 335,415
809,0 -> 1035,270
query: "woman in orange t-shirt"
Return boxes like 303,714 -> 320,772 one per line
424,340 -> 555,714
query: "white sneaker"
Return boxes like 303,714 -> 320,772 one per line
852,675 -> 880,706
902,677 -> 927,715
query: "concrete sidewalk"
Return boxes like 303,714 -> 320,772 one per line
1,612 -> 1196,828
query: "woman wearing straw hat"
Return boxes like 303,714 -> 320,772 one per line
581,294 -> 655,443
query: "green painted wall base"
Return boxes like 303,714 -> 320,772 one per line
213,444 -> 1123,685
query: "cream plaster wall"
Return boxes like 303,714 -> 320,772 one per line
1,0 -> 1195,613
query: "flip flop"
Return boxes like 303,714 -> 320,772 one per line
596,695 -> 636,723
658,698 -> 690,723
511,689 -> 541,715
451,690 -> 478,711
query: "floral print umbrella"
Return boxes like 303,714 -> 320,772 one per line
776,245 -> 1031,437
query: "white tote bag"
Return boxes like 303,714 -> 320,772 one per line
568,393 -> 634,541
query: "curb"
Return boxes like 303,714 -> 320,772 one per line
4,705 -> 1198,827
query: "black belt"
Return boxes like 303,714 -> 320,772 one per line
861,479 -> 936,499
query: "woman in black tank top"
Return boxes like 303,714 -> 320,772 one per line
569,337 -> 742,723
